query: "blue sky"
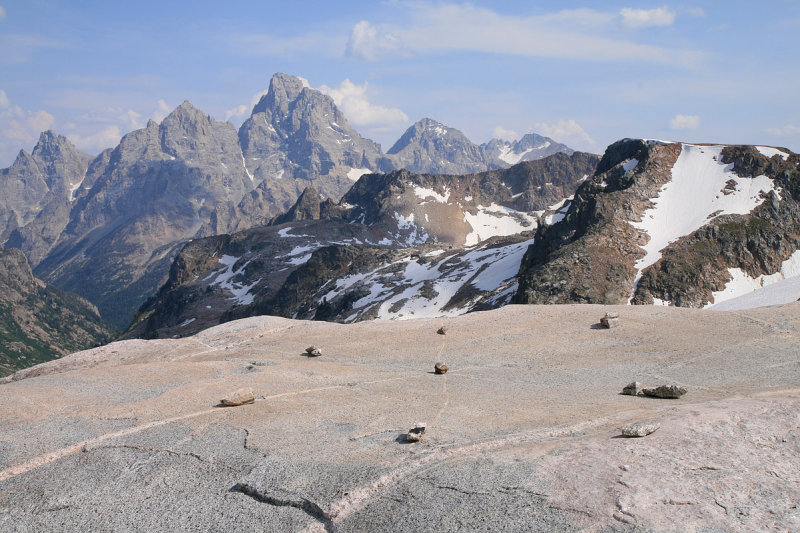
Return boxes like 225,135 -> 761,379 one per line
1,1 -> 798,166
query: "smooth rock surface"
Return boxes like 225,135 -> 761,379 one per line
2,303 -> 800,532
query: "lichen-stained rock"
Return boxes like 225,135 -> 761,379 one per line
621,421 -> 661,437
641,385 -> 687,399
405,422 -> 427,442
622,382 -> 642,396
220,388 -> 255,406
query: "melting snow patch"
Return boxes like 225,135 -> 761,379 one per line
178,318 -> 196,327
241,154 -> 254,181
209,255 -> 258,306
463,204 -> 539,246
622,158 -> 639,172
347,167 -> 371,181
756,146 -> 790,161
631,144 -> 776,294
414,186 -> 451,203
706,250 -> 800,309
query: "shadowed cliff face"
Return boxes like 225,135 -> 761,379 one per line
0,247 -> 114,376
514,139 -> 800,307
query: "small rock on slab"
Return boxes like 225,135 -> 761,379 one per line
600,316 -> 620,328
621,422 -> 660,437
437,326 -> 448,335
220,388 -> 255,406
405,422 -> 427,442
305,346 -> 322,357
434,362 -> 448,374
641,385 -> 687,399
622,381 -> 642,396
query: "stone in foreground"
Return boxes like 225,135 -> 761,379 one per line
305,345 -> 322,357
405,422 -> 427,442
641,385 -> 687,399
437,326 -> 448,335
434,362 -> 448,374
600,313 -> 620,328
621,421 -> 661,437
622,381 -> 642,396
220,388 -> 255,406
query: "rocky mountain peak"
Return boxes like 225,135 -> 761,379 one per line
252,73 -> 310,116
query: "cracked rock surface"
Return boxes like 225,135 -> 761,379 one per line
2,303 -> 800,531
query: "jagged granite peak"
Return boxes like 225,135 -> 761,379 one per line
483,133 -> 574,166
238,73 -> 386,218
0,247 -> 114,377
0,131 -> 91,265
513,139 -> 800,307
386,118 -> 494,175
34,102 -> 260,329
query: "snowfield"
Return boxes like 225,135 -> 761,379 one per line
631,144 -> 777,293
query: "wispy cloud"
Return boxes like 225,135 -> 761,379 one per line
0,93 -> 56,164
0,89 -> 9,108
493,125 -> 519,141
534,119 -> 595,150
345,4 -> 701,67
0,33 -> 68,65
766,124 -> 800,137
228,32 -> 345,58
670,114 -> 700,130
319,79 -> 408,130
0,6 -> 7,20
619,7 -> 676,29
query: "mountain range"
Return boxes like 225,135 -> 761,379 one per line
1,71 -> 799,376
0,73 -> 574,334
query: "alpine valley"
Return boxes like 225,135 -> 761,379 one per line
1,72 -> 798,374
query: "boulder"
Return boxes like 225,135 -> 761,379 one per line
600,314 -> 620,328
405,422 -> 427,443
434,362 -> 448,375
641,385 -> 687,399
220,388 -> 255,406
621,381 -> 642,396
621,421 -> 660,437
305,346 -> 322,357
437,326 -> 448,335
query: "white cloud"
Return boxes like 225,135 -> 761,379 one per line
151,99 -> 171,122
345,5 -> 700,67
346,21 -> 405,61
670,114 -> 700,130
67,125 -> 123,153
319,79 -> 408,129
225,104 -> 248,121
534,119 -> 595,149
620,7 -> 676,29
0,89 -> 9,108
0,6 -> 6,20
766,124 -> 800,137
0,104 -> 56,164
493,125 -> 518,141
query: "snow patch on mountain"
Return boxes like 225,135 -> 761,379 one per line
705,250 -> 800,309
755,146 -> 790,161
210,255 -> 258,305
347,168 -> 371,181
631,144 -> 777,292
414,186 -> 451,203
464,204 -> 539,246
